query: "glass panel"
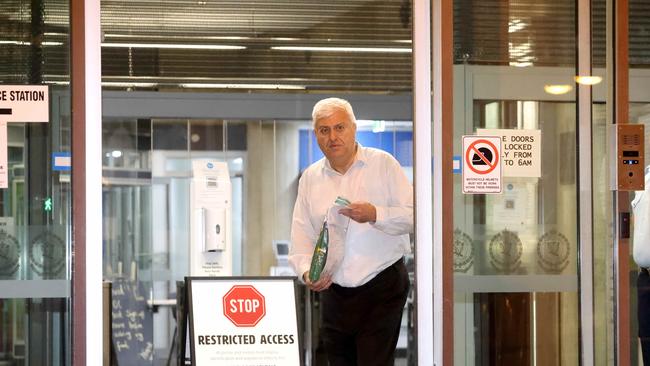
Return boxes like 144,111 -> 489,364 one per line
101,1 -> 414,365
102,116 -> 415,364
452,0 -> 580,364
628,103 -> 650,365
591,0 -> 616,364
592,99 -> 615,365
628,1 -> 650,364
0,0 -> 72,364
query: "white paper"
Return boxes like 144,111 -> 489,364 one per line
0,122 -> 7,189
478,129 -> 541,177
322,200 -> 351,275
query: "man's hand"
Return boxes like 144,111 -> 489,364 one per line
303,271 -> 333,292
338,202 -> 376,223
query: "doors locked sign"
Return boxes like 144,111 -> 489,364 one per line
462,136 -> 502,194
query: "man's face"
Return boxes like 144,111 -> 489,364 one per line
314,109 -> 357,166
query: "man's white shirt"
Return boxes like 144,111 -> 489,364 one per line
633,167 -> 650,268
289,145 -> 413,287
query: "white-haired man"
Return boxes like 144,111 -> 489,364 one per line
289,97 -> 413,366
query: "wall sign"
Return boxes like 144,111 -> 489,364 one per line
52,152 -> 71,171
0,85 -> 49,189
188,277 -> 300,366
0,85 -> 49,123
462,135 -> 502,194
478,129 -> 541,177
0,122 -> 6,188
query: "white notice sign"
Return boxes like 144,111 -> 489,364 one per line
189,278 -> 300,366
478,129 -> 541,177
190,160 -> 233,276
0,122 -> 7,189
462,136 -> 502,194
0,85 -> 49,123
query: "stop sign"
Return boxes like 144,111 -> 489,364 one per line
222,285 -> 266,327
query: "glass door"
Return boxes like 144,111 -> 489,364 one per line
451,1 -> 581,364
0,1 -> 73,364
622,1 -> 650,364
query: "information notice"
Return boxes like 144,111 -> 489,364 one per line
478,129 -> 541,177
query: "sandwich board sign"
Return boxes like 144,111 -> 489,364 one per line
188,277 -> 301,366
0,85 -> 49,188
462,135 -> 502,194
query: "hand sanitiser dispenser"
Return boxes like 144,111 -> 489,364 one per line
203,207 -> 226,252
190,160 -> 232,276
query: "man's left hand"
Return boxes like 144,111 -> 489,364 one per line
338,202 -> 376,223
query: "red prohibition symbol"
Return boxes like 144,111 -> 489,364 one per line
465,139 -> 499,175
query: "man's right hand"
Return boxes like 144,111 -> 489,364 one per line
303,271 -> 333,292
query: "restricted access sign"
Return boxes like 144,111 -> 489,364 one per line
462,136 -> 502,194
189,278 -> 300,366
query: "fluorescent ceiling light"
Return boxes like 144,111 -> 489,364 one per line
508,19 -> 526,33
544,84 -> 572,95
102,42 -> 246,50
104,34 -> 251,41
372,121 -> 386,133
271,46 -> 411,53
47,81 -> 70,85
574,76 -> 602,85
0,40 -> 63,46
510,62 -> 533,67
64,81 -> 305,90
102,82 -> 159,88
180,83 -> 305,90
356,120 -> 413,131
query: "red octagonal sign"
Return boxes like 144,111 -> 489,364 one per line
223,285 -> 266,327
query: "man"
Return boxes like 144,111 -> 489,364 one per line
633,166 -> 650,365
289,97 -> 413,366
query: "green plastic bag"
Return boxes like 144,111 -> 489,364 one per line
308,220 -> 329,282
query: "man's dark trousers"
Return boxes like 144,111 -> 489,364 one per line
321,257 -> 410,366
639,268 -> 650,365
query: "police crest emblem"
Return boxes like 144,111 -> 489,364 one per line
488,229 -> 522,274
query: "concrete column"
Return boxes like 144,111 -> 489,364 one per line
244,121 -> 300,275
